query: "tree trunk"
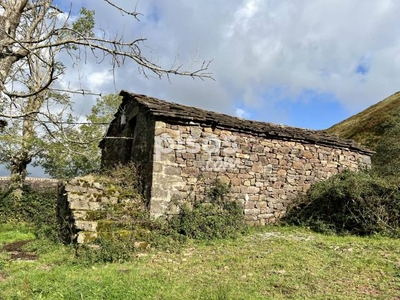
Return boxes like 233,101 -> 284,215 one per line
10,153 -> 31,189
9,91 -> 45,193
0,0 -> 29,86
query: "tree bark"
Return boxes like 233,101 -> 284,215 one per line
9,91 -> 45,190
0,0 -> 29,86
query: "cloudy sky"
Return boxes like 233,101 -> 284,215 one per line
2,0 -> 400,177
61,0 -> 400,129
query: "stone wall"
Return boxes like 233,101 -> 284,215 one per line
0,177 -> 59,192
58,175 -> 140,244
150,121 -> 371,224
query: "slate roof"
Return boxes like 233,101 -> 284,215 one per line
119,90 -> 373,154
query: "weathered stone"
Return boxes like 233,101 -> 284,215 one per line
164,166 -> 181,176
236,153 -> 250,159
244,208 -> 261,215
252,144 -> 264,153
241,186 -> 260,194
75,221 -> 98,232
293,161 -> 304,170
69,201 -> 101,211
251,162 -> 264,173
302,151 -> 313,159
155,127 -> 181,139
76,232 -> 97,244
61,92 -> 373,245
277,169 -> 287,176
230,177 -> 241,186
218,175 -> 230,185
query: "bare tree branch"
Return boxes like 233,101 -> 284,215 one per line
103,0 -> 142,21
0,0 -> 213,184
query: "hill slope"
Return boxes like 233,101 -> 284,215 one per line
326,92 -> 400,150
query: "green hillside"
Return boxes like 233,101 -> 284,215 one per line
326,91 -> 400,150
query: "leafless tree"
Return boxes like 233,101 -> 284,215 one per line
0,0 -> 212,189
0,1 -> 212,96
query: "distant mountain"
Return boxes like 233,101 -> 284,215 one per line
325,92 -> 400,150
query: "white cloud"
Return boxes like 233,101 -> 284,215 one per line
5,0 -> 400,177
235,108 -> 250,119
87,71 -> 113,89
59,0 -> 400,121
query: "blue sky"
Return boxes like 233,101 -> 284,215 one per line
2,0 -> 400,177
51,0 -> 400,130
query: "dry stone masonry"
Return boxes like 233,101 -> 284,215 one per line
151,122 -> 371,224
98,91 -> 372,226
0,177 -> 58,192
61,91 -> 373,243
58,175 -> 140,244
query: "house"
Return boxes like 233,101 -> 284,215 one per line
100,90 -> 372,224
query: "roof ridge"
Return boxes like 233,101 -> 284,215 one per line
119,90 -> 373,154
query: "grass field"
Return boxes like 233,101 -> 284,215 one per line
1,224 -> 399,299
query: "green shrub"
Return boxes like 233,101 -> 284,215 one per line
169,179 -> 246,239
284,170 -> 400,237
0,186 -> 59,241
372,118 -> 400,183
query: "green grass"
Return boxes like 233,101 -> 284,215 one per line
0,223 -> 35,245
1,225 -> 399,299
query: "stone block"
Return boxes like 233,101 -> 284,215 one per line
249,154 -> 259,161
293,161 -> 304,170
164,166 -> 181,176
302,151 -> 313,159
252,144 -> 264,153
70,201 -> 101,211
190,126 -> 203,138
155,127 -> 181,139
251,162 -> 264,173
188,177 -> 198,184
258,213 -> 274,219
245,201 -> 257,209
75,221 -> 98,232
65,185 -> 87,193
244,208 -> 261,215
155,121 -> 167,129
230,177 -> 241,186
76,232 -> 98,244
236,153 -> 250,159
218,175 -> 230,185
182,167 -> 200,176
150,199 -> 170,218
277,169 -> 287,176
244,160 -> 253,167
241,186 -> 260,194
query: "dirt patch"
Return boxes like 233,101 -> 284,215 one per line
0,271 -> 7,282
1,240 -> 38,261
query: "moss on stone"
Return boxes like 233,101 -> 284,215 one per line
85,210 -> 108,221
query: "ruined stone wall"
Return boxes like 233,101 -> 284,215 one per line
58,175 -> 140,244
150,121 -> 372,224
0,177 -> 59,192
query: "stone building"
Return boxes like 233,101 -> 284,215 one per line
100,90 -> 372,224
